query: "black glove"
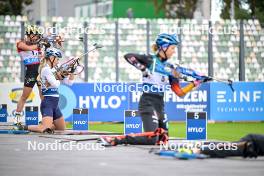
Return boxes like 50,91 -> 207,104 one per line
243,141 -> 258,158
38,40 -> 51,49
200,76 -> 213,83
240,134 -> 263,158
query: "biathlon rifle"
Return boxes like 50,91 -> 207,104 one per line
55,43 -> 103,76
152,61 -> 234,92
172,64 -> 234,92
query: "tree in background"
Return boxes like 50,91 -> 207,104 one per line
153,0 -> 198,18
0,0 -> 32,15
154,0 -> 264,25
220,0 -> 264,24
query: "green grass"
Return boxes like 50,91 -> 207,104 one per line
67,122 -> 264,141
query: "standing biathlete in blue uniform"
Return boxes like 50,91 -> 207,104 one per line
101,33 -> 207,145
16,48 -> 74,133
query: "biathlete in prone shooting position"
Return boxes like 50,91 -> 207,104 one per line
153,134 -> 264,159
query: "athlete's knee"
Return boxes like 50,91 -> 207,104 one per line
142,117 -> 158,132
20,95 -> 29,102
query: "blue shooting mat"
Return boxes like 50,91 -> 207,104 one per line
0,130 -> 30,134
155,150 -> 208,159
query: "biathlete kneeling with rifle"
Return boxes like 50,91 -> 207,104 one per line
15,48 -> 74,133
100,33 -> 210,146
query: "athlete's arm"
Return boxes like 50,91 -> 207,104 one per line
169,76 -> 197,97
42,68 -> 60,88
17,41 -> 39,51
124,53 -> 153,71
61,74 -> 74,86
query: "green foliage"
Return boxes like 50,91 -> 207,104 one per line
220,0 -> 264,25
0,0 -> 32,15
153,0 -> 198,18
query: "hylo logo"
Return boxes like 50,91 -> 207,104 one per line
126,124 -> 141,129
26,117 -> 37,120
188,127 -> 205,133
79,95 -> 126,109
74,120 -> 87,125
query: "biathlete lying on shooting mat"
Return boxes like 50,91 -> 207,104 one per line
154,134 -> 264,159
196,134 -> 264,158
14,48 -> 74,133
100,33 -> 211,146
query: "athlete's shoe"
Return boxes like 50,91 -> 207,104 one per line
43,128 -> 54,134
12,122 -> 25,130
99,136 -> 117,146
13,111 -> 23,125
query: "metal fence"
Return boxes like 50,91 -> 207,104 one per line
0,16 -> 263,83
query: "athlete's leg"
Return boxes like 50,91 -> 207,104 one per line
139,93 -> 159,132
152,98 -> 168,132
37,84 -> 44,101
16,68 -> 38,113
53,106 -> 65,130
16,86 -> 33,112
101,128 -> 168,146
140,93 -> 168,132
27,96 -> 55,132
141,111 -> 159,132
114,93 -> 162,145
53,117 -> 65,130
28,117 -> 54,132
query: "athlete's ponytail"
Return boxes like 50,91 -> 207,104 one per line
38,57 -> 47,75
152,44 -> 158,52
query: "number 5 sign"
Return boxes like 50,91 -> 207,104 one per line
186,111 -> 207,140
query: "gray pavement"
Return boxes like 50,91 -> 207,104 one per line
0,134 -> 263,176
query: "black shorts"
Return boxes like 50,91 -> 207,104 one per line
24,64 -> 40,88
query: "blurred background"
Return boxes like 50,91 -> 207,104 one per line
0,0 -> 263,83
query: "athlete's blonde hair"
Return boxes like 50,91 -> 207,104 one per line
152,44 -> 159,52
38,57 -> 47,76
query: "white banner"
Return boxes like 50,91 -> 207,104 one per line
0,83 -> 41,122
